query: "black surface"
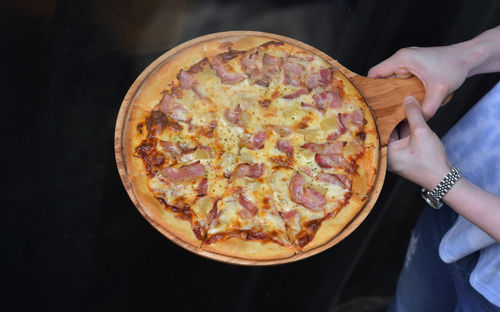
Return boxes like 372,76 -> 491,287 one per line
3,0 -> 500,311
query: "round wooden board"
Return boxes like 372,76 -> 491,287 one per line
115,31 -> 396,265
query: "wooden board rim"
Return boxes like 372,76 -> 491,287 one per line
114,31 -> 388,265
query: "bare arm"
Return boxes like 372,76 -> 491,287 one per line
443,178 -> 500,242
388,96 -> 500,243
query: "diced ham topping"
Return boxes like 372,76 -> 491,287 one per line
187,57 -> 210,74
241,51 -> 270,87
158,92 -> 187,121
319,68 -> 334,84
301,141 -> 343,154
300,166 -> 314,177
250,71 -> 269,87
350,109 -> 364,126
241,131 -> 268,150
276,139 -> 294,157
305,68 -> 334,89
316,172 -> 350,189
159,141 -> 182,159
224,105 -> 241,124
340,109 -> 365,127
283,61 -> 304,86
252,131 -> 267,149
281,210 -> 298,222
283,88 -> 309,99
238,193 -> 258,218
305,72 -> 322,89
335,174 -> 352,190
231,163 -> 265,180
312,89 -> 341,111
207,199 -> 219,225
197,178 -> 208,196
160,161 -> 205,182
178,69 -> 196,89
212,53 -> 244,85
158,92 -> 173,113
315,154 -> 353,171
262,53 -> 282,75
289,173 -> 326,211
241,51 -> 259,73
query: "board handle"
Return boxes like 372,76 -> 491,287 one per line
349,75 -> 425,146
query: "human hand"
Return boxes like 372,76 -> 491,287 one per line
387,96 -> 452,190
368,46 -> 470,119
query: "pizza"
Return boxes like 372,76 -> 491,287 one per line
123,34 -> 379,260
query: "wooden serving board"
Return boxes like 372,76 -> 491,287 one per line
114,31 -> 424,265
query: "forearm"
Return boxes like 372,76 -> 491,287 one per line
442,177 -> 500,243
459,25 -> 500,77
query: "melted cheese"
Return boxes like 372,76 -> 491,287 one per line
143,43 -> 373,248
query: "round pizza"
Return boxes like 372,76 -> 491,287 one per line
123,34 -> 379,261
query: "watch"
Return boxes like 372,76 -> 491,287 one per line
421,166 -> 462,209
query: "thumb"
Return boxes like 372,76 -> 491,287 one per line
404,96 -> 427,132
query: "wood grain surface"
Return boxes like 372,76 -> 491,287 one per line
114,31 -> 422,265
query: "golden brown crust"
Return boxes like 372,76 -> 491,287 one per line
130,175 -> 202,247
201,236 -> 295,260
304,193 -> 366,252
122,33 -> 380,261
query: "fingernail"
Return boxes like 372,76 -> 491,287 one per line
404,95 -> 416,105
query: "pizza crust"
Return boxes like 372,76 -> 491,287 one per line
201,236 -> 295,260
304,193 -> 367,252
130,174 -> 202,248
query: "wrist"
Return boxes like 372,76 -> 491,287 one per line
455,39 -> 487,78
419,161 -> 452,191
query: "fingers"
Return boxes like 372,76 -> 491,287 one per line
404,96 -> 427,131
368,49 -> 413,79
368,59 -> 398,78
421,86 -> 448,120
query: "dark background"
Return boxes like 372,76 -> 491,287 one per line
2,0 -> 499,311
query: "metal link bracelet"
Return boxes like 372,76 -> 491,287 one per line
421,166 -> 462,209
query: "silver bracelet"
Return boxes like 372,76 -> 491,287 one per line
421,166 -> 462,209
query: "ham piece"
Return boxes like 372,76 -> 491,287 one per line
301,141 -> 352,171
231,163 -> 265,180
224,105 -> 241,124
238,193 -> 258,218
301,141 -> 343,155
241,131 -> 267,150
159,140 -> 182,159
158,92 -> 187,122
283,60 -> 304,86
315,154 -> 353,171
197,178 -> 208,196
316,172 -> 351,189
276,139 -> 294,157
211,53 -> 245,85
160,161 -> 205,182
288,173 -> 326,211
262,53 -> 281,78
312,89 -> 341,110
178,69 -> 196,89
340,109 -> 364,127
